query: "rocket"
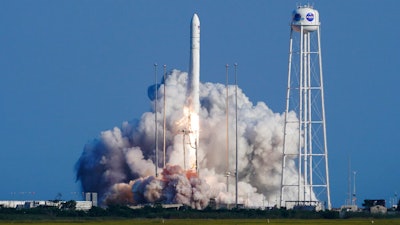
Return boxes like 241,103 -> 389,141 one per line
185,13 -> 200,173
188,13 -> 200,116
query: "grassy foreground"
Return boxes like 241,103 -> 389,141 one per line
0,219 -> 400,225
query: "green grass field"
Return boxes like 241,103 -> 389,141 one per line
1,219 -> 400,225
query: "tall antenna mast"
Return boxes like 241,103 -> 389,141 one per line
234,63 -> 238,207
163,64 -> 167,169
225,64 -> 230,193
280,5 -> 331,210
352,171 -> 357,205
154,63 -> 158,177
347,156 -> 352,205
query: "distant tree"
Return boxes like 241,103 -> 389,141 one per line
362,199 -> 386,210
107,205 -> 135,217
52,192 -> 62,203
88,206 -> 108,217
61,200 -> 76,210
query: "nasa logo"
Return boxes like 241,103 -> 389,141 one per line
306,12 -> 314,22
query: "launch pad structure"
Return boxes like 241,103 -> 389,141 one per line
280,5 -> 331,210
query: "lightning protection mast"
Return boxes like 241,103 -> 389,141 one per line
280,5 -> 331,210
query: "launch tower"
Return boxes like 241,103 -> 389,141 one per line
280,5 -> 331,210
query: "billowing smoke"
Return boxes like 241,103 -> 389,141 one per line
75,69 -> 307,209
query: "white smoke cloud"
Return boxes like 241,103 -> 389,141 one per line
75,69 -> 310,209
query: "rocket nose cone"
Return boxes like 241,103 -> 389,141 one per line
192,13 -> 200,24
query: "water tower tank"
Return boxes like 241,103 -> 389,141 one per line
291,6 -> 319,32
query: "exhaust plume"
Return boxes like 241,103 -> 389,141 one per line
75,69 -> 309,209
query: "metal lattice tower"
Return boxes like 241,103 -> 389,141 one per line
280,5 -> 331,210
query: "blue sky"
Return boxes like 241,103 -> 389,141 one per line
0,0 -> 399,208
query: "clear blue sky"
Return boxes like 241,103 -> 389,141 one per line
0,0 -> 399,208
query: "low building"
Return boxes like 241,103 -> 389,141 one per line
0,201 -> 26,208
370,205 -> 387,214
75,201 -> 93,211
0,200 -> 93,211
340,205 -> 358,212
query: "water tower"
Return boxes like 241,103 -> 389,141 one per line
280,5 -> 331,210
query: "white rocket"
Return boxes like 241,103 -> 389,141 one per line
185,13 -> 200,173
188,13 -> 200,116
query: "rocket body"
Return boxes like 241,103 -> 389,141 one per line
185,13 -> 200,172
